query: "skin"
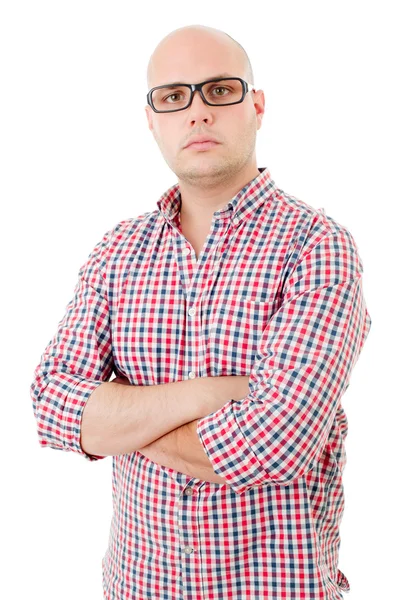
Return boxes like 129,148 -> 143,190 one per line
145,25 -> 266,230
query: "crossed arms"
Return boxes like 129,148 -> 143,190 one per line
80,374 -> 250,484
30,224 -> 371,495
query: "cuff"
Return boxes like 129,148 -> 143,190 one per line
196,397 -> 271,495
62,376 -> 107,462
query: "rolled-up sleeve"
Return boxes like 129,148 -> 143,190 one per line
197,228 -> 372,495
30,229 -> 115,462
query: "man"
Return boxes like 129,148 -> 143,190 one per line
31,24 -> 372,600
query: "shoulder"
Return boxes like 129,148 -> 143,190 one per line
93,209 -> 160,264
274,187 -> 362,258
270,188 -> 365,280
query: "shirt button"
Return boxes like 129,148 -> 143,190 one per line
184,546 -> 194,554
233,217 -> 239,225
188,371 -> 196,379
188,308 -> 196,316
184,487 -> 194,496
183,247 -> 191,256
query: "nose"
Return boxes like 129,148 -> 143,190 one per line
190,88 -> 207,108
187,89 -> 214,123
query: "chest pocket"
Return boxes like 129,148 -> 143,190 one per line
206,298 -> 273,375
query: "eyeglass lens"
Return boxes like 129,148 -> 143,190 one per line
151,79 -> 243,112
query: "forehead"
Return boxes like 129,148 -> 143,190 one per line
148,35 -> 246,89
156,72 -> 238,87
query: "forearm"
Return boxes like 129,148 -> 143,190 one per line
137,419 -> 226,484
80,377 -> 208,457
80,375 -> 246,458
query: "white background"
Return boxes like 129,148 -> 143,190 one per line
1,1 -> 398,598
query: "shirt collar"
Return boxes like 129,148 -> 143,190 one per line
156,167 -> 277,228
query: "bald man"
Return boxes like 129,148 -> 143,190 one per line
31,24 -> 371,599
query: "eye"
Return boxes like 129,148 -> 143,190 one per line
164,92 -> 184,103
211,86 -> 230,96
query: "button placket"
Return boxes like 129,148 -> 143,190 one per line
182,217 -> 227,381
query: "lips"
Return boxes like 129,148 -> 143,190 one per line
184,136 -> 219,148
185,141 -> 220,151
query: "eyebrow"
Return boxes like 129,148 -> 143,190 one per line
162,73 -> 235,87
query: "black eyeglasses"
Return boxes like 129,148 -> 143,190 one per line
147,77 -> 255,113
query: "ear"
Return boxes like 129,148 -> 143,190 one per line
145,105 -> 154,132
252,89 -> 265,130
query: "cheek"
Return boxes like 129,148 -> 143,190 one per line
226,109 -> 255,138
154,123 -> 177,152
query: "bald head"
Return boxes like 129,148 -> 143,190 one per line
146,25 -> 254,90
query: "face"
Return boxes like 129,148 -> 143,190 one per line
145,32 -> 265,187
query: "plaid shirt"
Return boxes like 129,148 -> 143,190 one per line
31,167 -> 371,599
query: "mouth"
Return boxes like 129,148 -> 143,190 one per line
185,141 -> 220,151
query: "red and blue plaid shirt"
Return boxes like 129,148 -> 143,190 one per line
31,167 -> 371,599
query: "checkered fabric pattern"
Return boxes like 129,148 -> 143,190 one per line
31,167 -> 371,599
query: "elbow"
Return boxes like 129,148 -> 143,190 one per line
30,370 -> 103,457
31,376 -> 63,449
244,450 -> 318,492
266,444 -> 322,487
31,382 -> 68,453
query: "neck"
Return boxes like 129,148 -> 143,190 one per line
178,163 -> 261,223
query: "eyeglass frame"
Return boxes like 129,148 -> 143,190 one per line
146,76 -> 256,113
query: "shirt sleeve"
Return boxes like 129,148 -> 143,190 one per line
196,226 -> 372,495
30,228 -> 116,462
